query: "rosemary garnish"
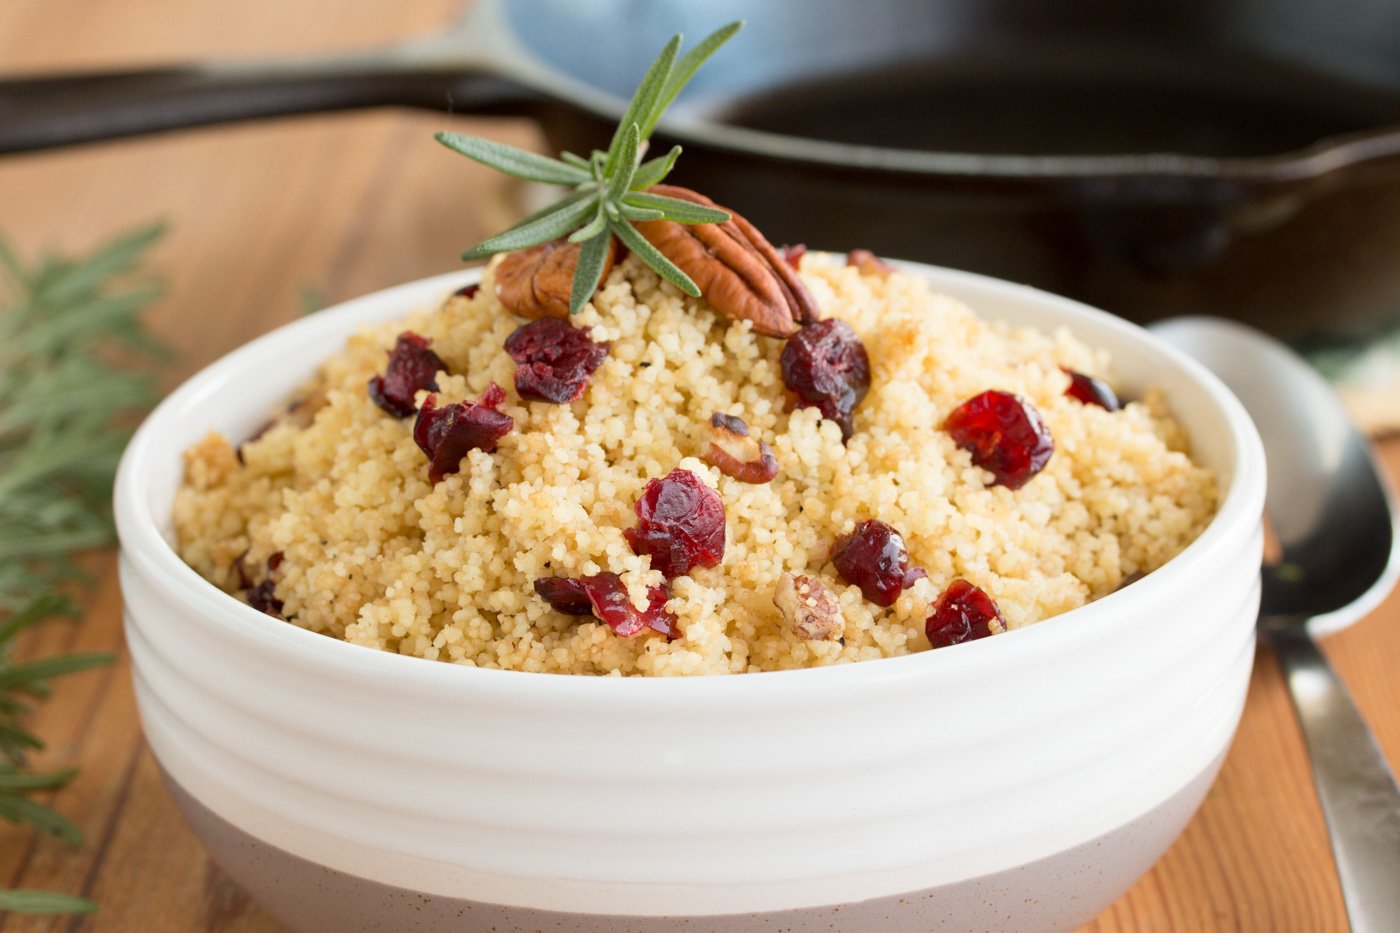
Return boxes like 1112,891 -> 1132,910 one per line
0,223 -> 167,916
436,21 -> 742,312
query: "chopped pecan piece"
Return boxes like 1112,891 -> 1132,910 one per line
773,573 -> 845,641
633,185 -> 819,338
780,243 -> 807,269
702,412 -> 778,484
495,238 -> 618,319
846,249 -> 893,277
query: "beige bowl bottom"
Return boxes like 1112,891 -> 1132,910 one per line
163,753 -> 1222,933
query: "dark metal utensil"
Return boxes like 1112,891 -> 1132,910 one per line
1152,316 -> 1400,933
7,0 -> 1400,342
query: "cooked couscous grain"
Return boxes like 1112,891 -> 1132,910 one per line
174,253 -> 1216,675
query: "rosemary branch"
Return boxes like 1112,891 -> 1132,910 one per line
0,223 -> 167,915
435,21 -> 743,312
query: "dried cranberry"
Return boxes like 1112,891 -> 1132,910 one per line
925,579 -> 1005,649
242,552 -> 285,617
412,384 -> 514,484
624,469 -> 725,578
780,243 -> 807,269
533,577 -> 593,615
246,579 -> 283,618
1062,368 -> 1120,411
580,572 -> 678,639
944,390 -> 1054,490
368,331 -> 448,418
504,318 -> 609,404
831,520 -> 926,607
535,573 -> 677,638
452,282 -> 481,299
780,319 -> 871,441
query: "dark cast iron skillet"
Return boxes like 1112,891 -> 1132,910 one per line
6,0 -> 1400,342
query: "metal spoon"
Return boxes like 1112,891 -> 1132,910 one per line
1152,315 -> 1400,932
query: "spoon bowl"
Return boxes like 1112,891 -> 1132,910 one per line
1151,316 -> 1400,632
1151,315 -> 1400,932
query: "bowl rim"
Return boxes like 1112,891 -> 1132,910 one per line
115,259 -> 1265,695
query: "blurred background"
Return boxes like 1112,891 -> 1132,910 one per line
6,0 -> 1400,426
1,1 -> 1398,930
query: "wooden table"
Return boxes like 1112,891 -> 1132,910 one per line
3,2 -> 1399,930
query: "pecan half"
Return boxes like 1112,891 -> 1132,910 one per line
703,411 -> 778,484
634,185 -> 819,338
846,249 -> 893,277
494,238 -> 617,319
773,572 -> 845,641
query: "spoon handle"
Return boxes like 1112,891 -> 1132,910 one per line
0,54 -> 537,156
1264,617 -> 1400,932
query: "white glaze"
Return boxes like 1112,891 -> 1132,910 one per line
115,263 -> 1265,919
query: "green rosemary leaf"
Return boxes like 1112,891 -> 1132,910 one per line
560,151 -> 593,172
434,133 -> 591,186
568,206 -> 610,244
0,889 -> 97,915
622,192 -> 731,225
0,224 -> 164,915
0,793 -> 84,845
630,145 -> 682,190
569,233 -> 614,315
643,21 -> 744,138
604,35 -> 681,177
0,722 -> 42,755
3,286 -> 153,351
0,592 -> 69,648
0,767 -> 77,791
616,203 -> 666,222
16,680 -> 49,701
0,530 -> 115,565
610,218 -> 701,297
489,189 -> 599,242
441,23 -> 741,311
0,653 -> 114,692
299,285 -> 325,317
33,223 -> 164,310
605,124 -> 642,201
0,237 -> 27,291
460,193 -> 601,260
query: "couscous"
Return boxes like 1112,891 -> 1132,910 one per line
174,252 -> 1216,675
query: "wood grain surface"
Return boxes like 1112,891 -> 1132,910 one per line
2,3 -> 1398,930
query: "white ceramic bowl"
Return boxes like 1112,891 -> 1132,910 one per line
115,262 -> 1265,933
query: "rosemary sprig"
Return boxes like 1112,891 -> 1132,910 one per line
436,21 -> 743,312
0,223 -> 167,916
